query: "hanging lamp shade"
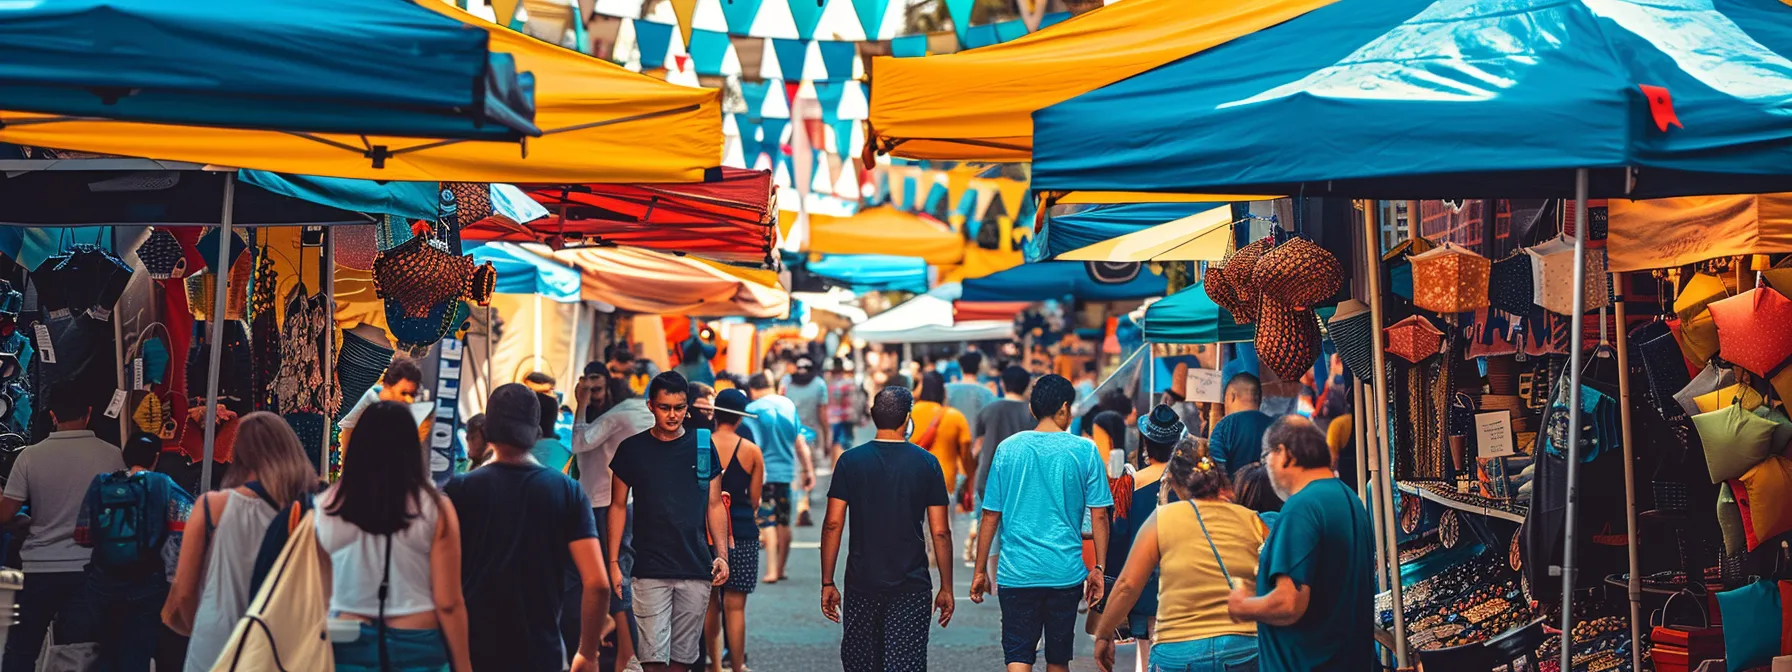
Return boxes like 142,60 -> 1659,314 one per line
1385,314 -> 1444,364
1408,242 -> 1490,314
1252,237 -> 1343,382
1327,299 -> 1374,382
1708,287 -> 1792,377
1525,237 -> 1611,316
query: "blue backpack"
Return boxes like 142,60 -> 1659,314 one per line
88,471 -> 171,576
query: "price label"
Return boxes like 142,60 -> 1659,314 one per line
1185,368 -> 1223,403
1475,410 -> 1516,458
103,390 -> 128,419
33,324 -> 54,364
133,358 -> 145,390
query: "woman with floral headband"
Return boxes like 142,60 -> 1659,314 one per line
1092,437 -> 1267,672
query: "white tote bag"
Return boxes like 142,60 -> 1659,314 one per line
208,509 -> 332,672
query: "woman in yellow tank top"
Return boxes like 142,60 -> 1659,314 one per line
1092,438 -> 1268,672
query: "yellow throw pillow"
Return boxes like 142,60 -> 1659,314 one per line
1733,455 -> 1792,551
1694,384 -> 1764,414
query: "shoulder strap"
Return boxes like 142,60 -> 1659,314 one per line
243,481 -> 279,510
695,428 -> 713,481
378,533 -> 392,671
203,492 -> 216,541
1189,501 -> 1235,589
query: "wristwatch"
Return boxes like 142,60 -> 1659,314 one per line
1092,565 -> 1105,573
822,581 -> 836,588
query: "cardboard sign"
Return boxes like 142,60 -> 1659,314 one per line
1186,368 -> 1223,403
1475,410 -> 1516,458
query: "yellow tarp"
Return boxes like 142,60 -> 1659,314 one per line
547,245 -> 788,318
1608,195 -> 1792,272
0,3 -> 722,183
1058,206 -> 1234,262
867,0 -> 1337,162
806,206 -> 964,265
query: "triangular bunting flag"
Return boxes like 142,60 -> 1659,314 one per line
1019,0 -> 1047,32
994,19 -> 1029,43
831,120 -> 857,158
810,148 -> 832,193
633,20 -> 675,70
731,36 -> 767,81
670,0 -> 698,47
761,117 -> 791,169
817,41 -> 857,81
722,0 -> 767,35
740,80 -> 772,121
492,0 -> 523,30
850,0 -> 891,41
772,38 -> 809,84
690,29 -> 731,76
813,81 -> 846,123
943,0 -> 975,49
735,114 -> 764,168
760,80 -> 792,118
964,24 -> 999,50
788,0 -> 828,41
1039,11 -> 1071,29
783,80 -> 803,105
836,80 -> 869,120
890,34 -> 928,58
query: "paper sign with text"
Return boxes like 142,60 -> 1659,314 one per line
1186,368 -> 1223,403
1475,411 -> 1516,458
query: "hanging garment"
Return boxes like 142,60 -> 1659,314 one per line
138,228 -> 189,280
250,249 -> 281,412
333,331 -> 395,422
32,244 -> 131,318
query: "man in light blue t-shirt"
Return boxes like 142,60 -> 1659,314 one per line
742,373 -> 813,584
971,374 -> 1111,672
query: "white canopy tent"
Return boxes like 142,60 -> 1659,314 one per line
850,284 -> 1014,344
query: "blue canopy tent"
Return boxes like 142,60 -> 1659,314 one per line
1032,0 -> 1792,199
1032,2 -> 1792,665
1026,202 -> 1228,262
960,261 -> 1166,302
1142,283 -> 1256,345
807,254 -> 930,294
0,0 -> 537,139
468,243 -> 581,302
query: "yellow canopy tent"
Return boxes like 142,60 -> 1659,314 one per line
806,206 -> 964,266
1607,194 -> 1792,272
0,2 -> 722,183
1057,205 -> 1234,262
548,245 -> 789,318
867,0 -> 1336,162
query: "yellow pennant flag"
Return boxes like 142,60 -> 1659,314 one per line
670,0 -> 698,47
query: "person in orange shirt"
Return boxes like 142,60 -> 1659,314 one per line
909,372 -> 975,497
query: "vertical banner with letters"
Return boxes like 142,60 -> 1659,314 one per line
429,337 -> 465,485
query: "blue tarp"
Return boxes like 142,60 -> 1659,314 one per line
1034,0 -> 1792,199
960,261 -> 1166,302
807,254 -> 929,294
1027,201 -> 1228,262
1142,283 -> 1256,345
467,243 -> 581,302
0,0 -> 537,139
238,172 -> 548,224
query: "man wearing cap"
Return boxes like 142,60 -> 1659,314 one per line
702,389 -> 763,672
444,383 -> 609,672
607,371 -> 730,672
742,373 -> 814,584
572,360 -> 653,668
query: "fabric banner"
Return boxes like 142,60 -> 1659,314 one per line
994,19 -> 1029,42
1608,194 -> 1792,272
772,38 -> 809,84
736,114 -> 765,167
760,117 -> 791,172
788,0 -> 826,40
689,29 -> 731,76
818,40 -> 857,80
633,19 -> 674,70
813,80 -> 846,122
740,80 -> 772,121
851,0 -> 890,40
722,0 -> 766,35
731,35 -> 767,80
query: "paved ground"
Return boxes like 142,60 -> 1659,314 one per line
733,473 -> 1142,672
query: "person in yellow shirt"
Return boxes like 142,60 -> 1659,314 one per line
909,372 -> 975,499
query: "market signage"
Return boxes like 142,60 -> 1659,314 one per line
430,337 -> 463,484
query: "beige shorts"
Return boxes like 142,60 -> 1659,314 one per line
631,578 -> 711,665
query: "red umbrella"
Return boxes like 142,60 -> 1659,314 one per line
461,167 -> 778,267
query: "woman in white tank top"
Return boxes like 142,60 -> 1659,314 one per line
315,400 -> 470,672
162,412 -> 323,672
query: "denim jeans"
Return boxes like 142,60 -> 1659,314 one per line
3,570 -> 94,672
85,572 -> 168,672
1150,634 -> 1258,672
332,623 -> 449,672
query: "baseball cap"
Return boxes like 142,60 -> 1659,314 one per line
485,383 -> 543,448
705,388 -> 756,418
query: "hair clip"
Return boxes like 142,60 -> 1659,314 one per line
1196,456 -> 1214,472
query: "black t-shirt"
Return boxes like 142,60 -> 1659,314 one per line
827,440 -> 950,595
610,428 -> 722,580
443,462 -> 598,672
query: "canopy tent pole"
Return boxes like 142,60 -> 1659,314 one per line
113,227 -> 128,444
201,172 -> 236,492
1362,200 -> 1408,668
1354,381 -> 1370,503
1614,275 -> 1643,672
567,301 -> 582,385
485,305 -> 494,398
321,228 -> 334,476
1559,169 -> 1591,671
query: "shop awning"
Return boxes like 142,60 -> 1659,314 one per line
547,245 -> 788,318
868,0 -> 1336,162
1608,194 -> 1792,272
466,168 -> 775,266
954,301 -> 1031,322
1143,284 -> 1256,344
239,172 -> 547,224
1058,205 -> 1234,263
960,261 -> 1167,302
0,3 -> 721,184
0,0 -> 536,140
1028,202 -> 1227,262
806,255 -> 930,294
852,285 -> 1015,344
468,243 -> 581,302
1033,0 -> 1792,199
807,206 -> 963,266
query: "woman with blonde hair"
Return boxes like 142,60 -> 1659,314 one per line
163,412 -> 319,672
1093,437 -> 1268,672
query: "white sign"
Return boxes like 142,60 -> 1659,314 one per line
1185,368 -> 1223,403
1475,410 -> 1516,458
33,324 -> 54,364
103,390 -> 127,419
132,358 -> 144,391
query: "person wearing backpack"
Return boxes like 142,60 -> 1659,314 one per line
317,401 -> 471,671
162,412 -> 318,672
0,380 -> 124,671
75,432 -> 193,672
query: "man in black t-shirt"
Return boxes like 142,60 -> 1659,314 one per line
821,385 -> 955,672
444,383 -> 609,672
608,371 -> 730,672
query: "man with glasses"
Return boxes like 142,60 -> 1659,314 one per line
607,371 -> 730,672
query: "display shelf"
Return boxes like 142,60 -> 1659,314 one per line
1398,480 -> 1528,524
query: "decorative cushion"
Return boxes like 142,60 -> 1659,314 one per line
1385,314 -> 1445,364
1692,403 -> 1777,484
1717,483 -> 1746,556
1709,287 -> 1792,376
1755,405 -> 1792,453
1713,579 -> 1783,671
1694,384 -> 1765,415
1408,243 -> 1491,314
1673,273 -> 1731,366
1674,365 -> 1737,419
1732,455 -> 1792,551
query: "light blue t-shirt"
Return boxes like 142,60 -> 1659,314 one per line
983,430 -> 1114,589
744,395 -> 801,484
